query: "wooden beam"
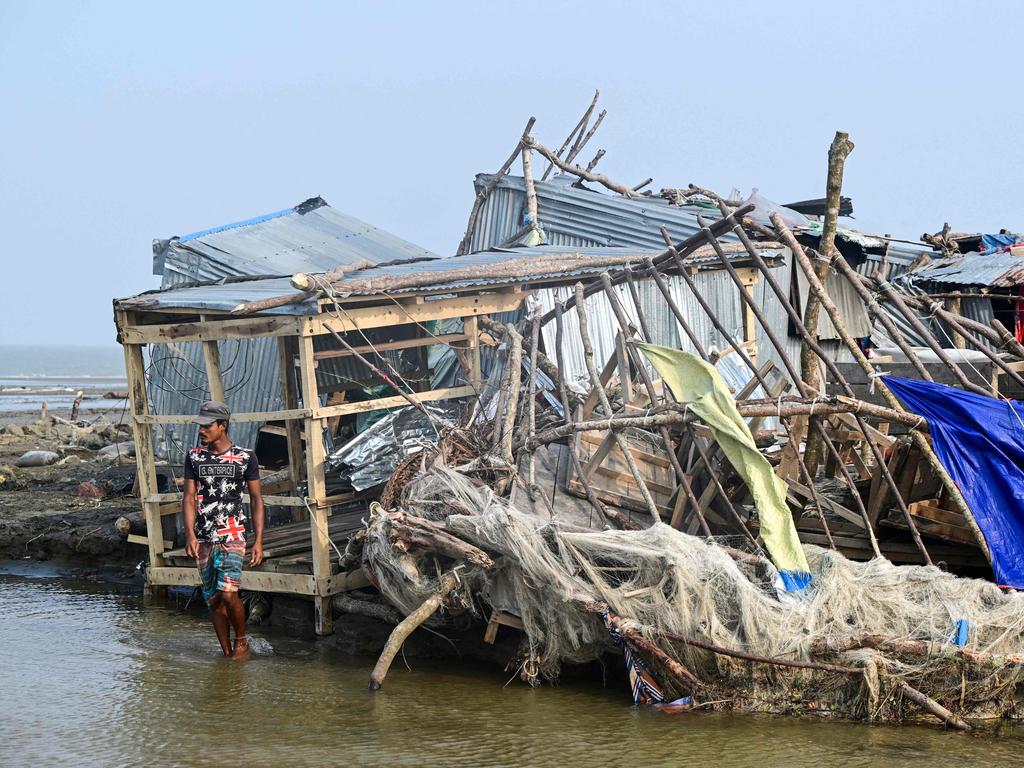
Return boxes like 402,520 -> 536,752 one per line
128,533 -> 173,549
313,385 -> 475,419
325,568 -> 372,594
313,333 -> 468,360
121,315 -> 303,345
148,566 -> 318,595
298,334 -> 333,635
307,291 -> 529,336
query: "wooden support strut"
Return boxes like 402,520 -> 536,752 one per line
121,335 -> 166,585
297,333 -> 333,635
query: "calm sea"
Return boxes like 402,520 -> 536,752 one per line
0,344 -> 128,415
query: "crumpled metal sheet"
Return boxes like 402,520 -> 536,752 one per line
327,404 -> 457,492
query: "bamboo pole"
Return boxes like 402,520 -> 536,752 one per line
872,277 -> 991,396
599,273 -> 714,538
524,134 -> 635,198
991,318 -> 1024,359
563,110 -> 606,167
575,284 -> 662,521
655,628 -> 861,676
554,301 -> 611,529
527,310 -> 541,488
773,213 -> 993,567
522,144 -> 540,235
499,326 -> 523,469
520,398 -> 930,451
585,149 -> 606,173
720,207 -> 935,562
898,681 -> 971,731
830,256 -> 933,382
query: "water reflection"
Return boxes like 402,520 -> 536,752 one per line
1,568 -> 1022,768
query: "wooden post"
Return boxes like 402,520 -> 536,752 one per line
739,268 -> 759,365
277,335 -> 306,522
945,292 -> 965,349
464,315 -> 482,392
118,316 -> 166,594
297,330 -> 333,635
200,316 -> 226,402
802,130 -> 854,389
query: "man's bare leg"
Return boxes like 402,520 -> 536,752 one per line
208,593 -> 232,656
222,591 -> 250,659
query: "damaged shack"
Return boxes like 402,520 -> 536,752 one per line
114,96 -> 1024,728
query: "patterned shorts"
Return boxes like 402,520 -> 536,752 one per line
197,541 -> 246,603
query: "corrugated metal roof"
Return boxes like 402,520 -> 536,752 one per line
118,244 -> 787,315
470,174 -> 732,253
139,197 -> 441,463
153,196 -> 440,284
470,174 -> 929,269
902,251 -> 1024,288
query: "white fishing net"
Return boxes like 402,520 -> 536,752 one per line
363,463 -> 1024,720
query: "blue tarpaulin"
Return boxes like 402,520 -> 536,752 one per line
980,232 -> 1021,254
884,376 -> 1024,587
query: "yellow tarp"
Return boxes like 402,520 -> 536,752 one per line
638,343 -> 811,584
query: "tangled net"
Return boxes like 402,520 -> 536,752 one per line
363,463 -> 1024,722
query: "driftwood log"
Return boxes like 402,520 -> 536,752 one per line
368,571 -> 460,691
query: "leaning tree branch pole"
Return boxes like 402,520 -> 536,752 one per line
523,134 -> 639,198
457,116 -> 536,255
802,131 -> 854,390
773,213 -> 995,568
519,398 -> 931,451
541,89 -> 599,181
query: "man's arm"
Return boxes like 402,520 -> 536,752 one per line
247,478 -> 265,567
183,478 -> 199,559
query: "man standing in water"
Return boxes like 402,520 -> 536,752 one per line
183,400 -> 264,659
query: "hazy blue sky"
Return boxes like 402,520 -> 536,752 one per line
2,1 -> 1021,346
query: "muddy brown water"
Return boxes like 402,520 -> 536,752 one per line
2,563 -> 1023,768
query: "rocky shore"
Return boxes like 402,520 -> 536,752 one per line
0,407 -> 141,564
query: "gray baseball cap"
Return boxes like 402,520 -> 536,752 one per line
193,400 -> 231,425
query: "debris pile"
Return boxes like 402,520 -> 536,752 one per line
113,92 -> 1024,727
332,94 -> 1024,727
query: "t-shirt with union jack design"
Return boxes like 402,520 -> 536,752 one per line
184,444 -> 260,543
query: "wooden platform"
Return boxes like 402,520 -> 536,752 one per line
157,510 -> 371,595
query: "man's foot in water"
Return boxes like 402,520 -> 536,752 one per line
232,636 -> 252,660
